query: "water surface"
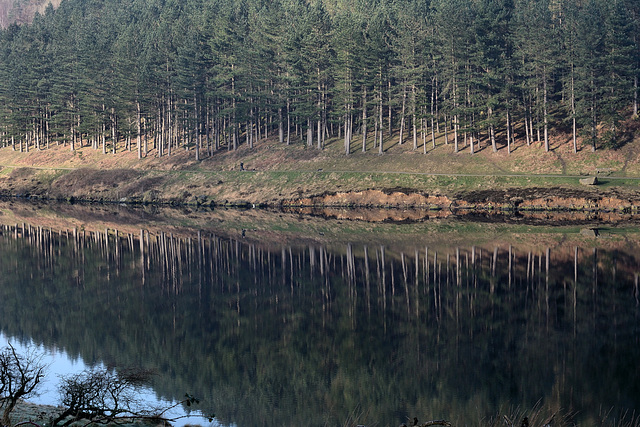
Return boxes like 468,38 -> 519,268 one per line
0,202 -> 638,426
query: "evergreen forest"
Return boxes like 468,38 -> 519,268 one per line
0,0 -> 639,161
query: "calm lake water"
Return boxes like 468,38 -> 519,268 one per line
0,202 -> 638,426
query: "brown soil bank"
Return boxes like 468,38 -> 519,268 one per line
2,165 -> 640,216
284,187 -> 640,212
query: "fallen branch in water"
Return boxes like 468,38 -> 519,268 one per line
402,418 -> 452,427
421,421 -> 452,427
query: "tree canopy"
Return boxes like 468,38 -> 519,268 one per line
0,0 -> 638,159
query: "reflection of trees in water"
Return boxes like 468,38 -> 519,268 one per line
0,223 -> 639,426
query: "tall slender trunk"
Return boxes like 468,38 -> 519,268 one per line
444,114 -> 448,145
378,89 -> 383,156
431,79 -> 436,149
571,65 -> 577,153
34,120 -> 39,150
535,87 -> 541,143
102,108 -> 107,155
524,92 -> 531,146
543,66 -> 549,152
136,101 -> 142,159
168,97 -> 174,156
344,108 -> 351,155
470,131 -> 475,154
412,84 -> 417,150
388,79 -> 393,137
156,108 -> 161,156
286,99 -> 291,146
373,110 -> 379,150
453,78 -> 459,153
362,87 -> 367,150
317,71 -> 323,150
420,113 -> 427,154
435,73 -> 440,134
70,122 -> 74,152
194,92 -> 200,161
634,75 -> 638,117
111,108 -> 117,155
506,109 -> 511,154
143,116 -> 148,157
399,85 -> 406,145
231,66 -> 237,151
591,71 -> 597,152
529,99 -> 534,145
490,107 -> 496,153
378,85 -> 383,150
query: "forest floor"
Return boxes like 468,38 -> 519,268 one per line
0,127 -> 640,213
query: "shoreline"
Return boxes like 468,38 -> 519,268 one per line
1,137 -> 640,216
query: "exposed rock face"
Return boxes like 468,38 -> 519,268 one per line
0,0 -> 61,28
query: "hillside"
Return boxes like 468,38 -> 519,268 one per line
2,130 -> 640,221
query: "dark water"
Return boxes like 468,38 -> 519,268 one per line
0,206 -> 638,426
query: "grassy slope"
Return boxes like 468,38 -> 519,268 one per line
0,130 -> 639,206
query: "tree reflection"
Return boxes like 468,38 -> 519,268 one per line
0,223 -> 638,426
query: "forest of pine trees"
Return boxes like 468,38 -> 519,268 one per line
0,0 -> 638,160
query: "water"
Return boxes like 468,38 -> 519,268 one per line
0,201 -> 638,426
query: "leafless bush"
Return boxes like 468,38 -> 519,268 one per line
0,344 -> 47,427
52,366 -> 156,426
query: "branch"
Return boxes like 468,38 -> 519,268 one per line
14,421 -> 43,427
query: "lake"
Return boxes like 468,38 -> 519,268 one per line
0,200 -> 638,426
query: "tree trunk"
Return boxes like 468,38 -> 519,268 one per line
470,131 -> 475,154
431,80 -> 436,149
378,97 -> 383,156
362,87 -> 367,151
506,109 -> 511,154
399,85 -> 406,145
420,116 -> 427,154
286,99 -> 291,146
231,67 -> 237,151
571,67 -> 577,153
278,106 -> 284,144
412,84 -> 417,150
111,108 -> 117,154
453,79 -> 459,153
490,107 -> 496,153
194,93 -> 200,161
543,66 -> 549,152
590,71 -> 597,151
344,110 -> 351,155
2,399 -> 18,427
444,114 -> 448,145
388,79 -> 393,137
317,74 -> 323,150
102,119 -> 107,155
634,75 -> 638,117
378,86 -> 383,150
137,101 -> 142,159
